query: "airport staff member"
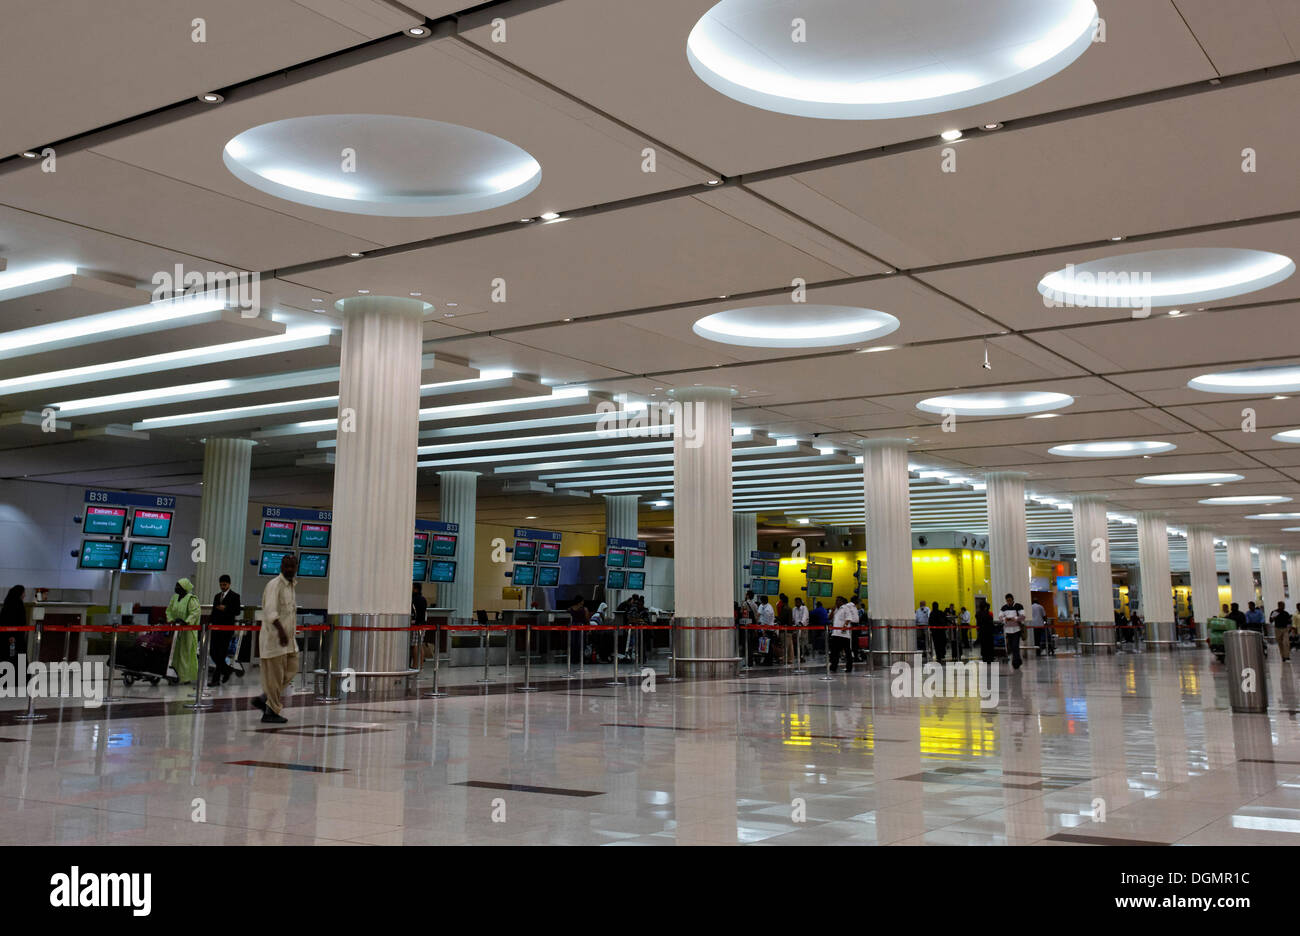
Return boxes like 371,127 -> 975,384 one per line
999,593 -> 1025,670
209,574 -> 241,687
829,596 -> 858,674
254,554 -> 298,724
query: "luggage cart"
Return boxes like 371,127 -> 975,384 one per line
114,628 -> 179,687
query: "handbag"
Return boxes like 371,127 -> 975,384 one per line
757,635 -> 770,654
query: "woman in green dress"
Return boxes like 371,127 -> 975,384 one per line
166,578 -> 200,684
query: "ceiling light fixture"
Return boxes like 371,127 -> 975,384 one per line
198,93 -> 224,104
916,391 -> 1073,417
940,129 -> 963,141
348,252 -> 364,258
1245,512 -> 1300,520
981,122 -> 1003,130
1048,440 -> 1176,457
539,211 -> 561,221
1134,472 -> 1244,486
1199,495 -> 1293,506
694,304 -> 899,348
405,25 -> 430,37
20,150 -> 39,158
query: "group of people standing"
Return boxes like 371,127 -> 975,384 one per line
739,590 -> 865,670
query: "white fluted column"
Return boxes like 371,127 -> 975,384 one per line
1071,495 -> 1112,651
672,387 -> 735,677
328,295 -> 425,687
1287,553 -> 1300,605
1137,512 -> 1175,647
1259,546 -> 1285,641
1186,526 -> 1219,642
1226,536 -> 1255,610
605,494 -> 638,608
732,512 -> 757,605
986,472 -> 1029,610
194,438 -> 254,598
439,472 -> 478,625
863,439 -> 914,662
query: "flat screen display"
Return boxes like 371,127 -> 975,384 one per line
537,564 -> 560,587
606,547 -> 626,567
84,506 -> 127,536
261,520 -> 296,546
428,560 -> 456,584
537,541 -> 561,564
763,578 -> 782,597
1056,575 -> 1079,591
513,540 -> 537,562
126,542 -> 169,572
627,548 -> 646,569
413,558 -> 429,582
626,571 -> 646,590
298,552 -> 329,578
764,560 -> 781,578
606,569 -> 626,589
413,532 -> 430,555
810,563 -> 832,581
299,523 -> 331,549
78,539 -> 124,570
130,509 -> 173,538
814,581 -> 834,598
511,563 -> 536,586
430,534 -> 457,557
260,549 -> 294,576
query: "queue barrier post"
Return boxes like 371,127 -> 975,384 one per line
15,620 -> 47,721
517,620 -> 538,692
562,617 -> 577,680
424,621 -> 447,699
478,619 -> 492,684
185,620 -> 213,711
664,620 -> 680,682
819,622 -> 834,681
318,619 -> 341,704
103,617 -> 123,704
606,619 -> 622,687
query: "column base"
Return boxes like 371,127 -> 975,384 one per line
672,616 -> 739,679
870,619 -> 920,666
321,612 -> 416,699
1078,622 -> 1116,654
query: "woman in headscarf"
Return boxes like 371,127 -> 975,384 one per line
1,585 -> 26,663
166,578 -> 201,683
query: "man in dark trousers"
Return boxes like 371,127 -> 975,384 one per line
209,574 -> 241,687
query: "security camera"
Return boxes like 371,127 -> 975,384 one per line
981,359 -> 992,371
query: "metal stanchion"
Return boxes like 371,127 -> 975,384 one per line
185,622 -> 213,710
740,627 -> 751,676
562,618 -> 577,680
819,623 -> 834,680
477,619 -> 492,684
606,619 -> 622,687
579,624 -> 586,681
103,617 -> 123,704
665,620 -> 680,682
517,621 -> 538,692
424,622 -> 446,698
318,621 -> 341,704
792,626 -> 807,675
16,621 -> 47,721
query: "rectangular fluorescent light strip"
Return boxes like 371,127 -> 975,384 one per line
0,262 -> 78,297
0,291 -> 229,359
53,364 -> 344,417
0,328 -> 334,395
415,425 -> 675,456
417,440 -> 674,468
136,394 -> 339,429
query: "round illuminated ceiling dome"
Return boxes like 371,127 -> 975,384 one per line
222,115 -> 541,217
692,304 -> 899,348
1199,495 -> 1292,505
1273,429 -> 1300,444
1037,248 -> 1294,309
1048,440 -> 1175,458
686,0 -> 1098,120
1189,365 -> 1300,395
1246,512 -> 1300,520
916,390 -> 1073,416
1134,472 -> 1244,486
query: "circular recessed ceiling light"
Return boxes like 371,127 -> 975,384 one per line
693,304 -> 899,348
686,0 -> 1098,120
1190,365 -> 1300,395
916,391 -> 1073,417
1199,495 -> 1293,505
1272,429 -> 1300,444
1134,472 -> 1244,485
1048,440 -> 1176,457
1246,512 -> 1300,520
1038,248 -> 1295,310
223,115 -> 541,217
198,93 -> 224,104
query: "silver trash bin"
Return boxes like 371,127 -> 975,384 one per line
1224,629 -> 1268,713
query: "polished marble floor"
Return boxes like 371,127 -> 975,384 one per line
3,647 -> 1300,845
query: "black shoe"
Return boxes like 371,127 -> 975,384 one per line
221,671 -> 232,684
251,695 -> 266,712
261,710 -> 288,724
208,680 -> 220,689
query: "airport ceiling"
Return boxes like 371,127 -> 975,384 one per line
2,0 -> 1300,570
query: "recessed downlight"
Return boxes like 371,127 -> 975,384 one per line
1039,248 -> 1295,310
940,129 -> 964,141
199,92 -> 224,104
223,115 -> 541,217
1190,365 -> 1300,395
1199,495 -> 1293,505
693,304 -> 899,348
1048,441 -> 1176,457
916,391 -> 1073,417
1245,512 -> 1300,520
686,0 -> 1098,120
1134,472 -> 1244,486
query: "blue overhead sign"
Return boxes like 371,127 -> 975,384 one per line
416,519 -> 459,533
84,489 -> 177,510
607,536 -> 646,549
262,505 -> 332,522
514,528 -> 561,541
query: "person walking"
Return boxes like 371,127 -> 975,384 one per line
2,585 -> 26,664
929,601 -> 948,662
254,554 -> 298,724
208,574 -> 241,686
829,596 -> 858,673
166,577 -> 201,684
1031,599 -> 1051,655
999,593 -> 1025,670
776,593 -> 793,665
1273,601 -> 1293,662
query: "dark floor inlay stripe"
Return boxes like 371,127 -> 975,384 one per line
601,723 -> 697,731
0,737 -> 28,743
1048,832 -> 1168,846
252,725 -> 390,736
1241,757 -> 1300,765
227,759 -> 347,773
456,780 -> 603,797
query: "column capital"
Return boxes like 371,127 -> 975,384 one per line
861,437 -> 911,452
984,469 -> 1029,482
334,294 -> 431,317
667,385 -> 735,403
